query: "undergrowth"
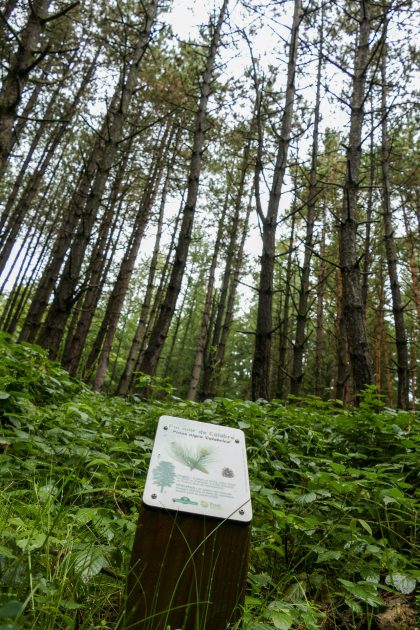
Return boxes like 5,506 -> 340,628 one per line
0,332 -> 419,629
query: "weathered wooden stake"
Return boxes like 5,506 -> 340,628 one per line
124,416 -> 252,630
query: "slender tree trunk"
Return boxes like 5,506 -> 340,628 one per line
61,137 -> 134,374
2,202 -> 59,332
402,206 -> 420,325
334,268 -> 351,402
374,259 -> 385,396
160,277 -> 192,382
339,0 -> 374,397
0,0 -> 53,172
209,192 -> 252,396
401,202 -> 420,406
130,197 -> 184,385
290,15 -> 323,396
384,337 -> 394,408
36,3 -> 159,356
275,212 -> 296,399
139,0 -> 229,379
0,80 -> 59,240
314,206 -> 327,397
91,129 -> 171,391
187,200 -> 227,400
251,0 -> 301,400
201,138 -> 252,399
361,103 -> 375,311
0,52 -> 98,272
116,174 -> 168,395
380,41 -> 409,409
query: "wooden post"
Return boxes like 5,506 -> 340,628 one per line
124,416 -> 252,630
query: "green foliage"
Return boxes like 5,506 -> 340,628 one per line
0,337 -> 419,628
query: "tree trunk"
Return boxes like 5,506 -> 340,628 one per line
116,172 -> 168,395
290,13 -> 323,396
0,0 -> 53,172
36,3 -> 159,356
61,136 -> 134,374
200,137 -> 252,399
251,0 -> 301,400
334,268 -> 351,402
361,103 -> 375,311
339,0 -> 374,397
90,128 -> 171,391
210,193 -> 252,396
374,259 -> 385,396
275,212 -> 296,400
314,206 -> 327,397
139,0 -> 229,379
380,41 -> 409,409
0,52 -> 98,273
130,197 -> 184,386
187,199 -> 227,400
0,79 -> 59,241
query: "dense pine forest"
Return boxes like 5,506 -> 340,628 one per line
0,0 -> 418,405
0,0 -> 419,629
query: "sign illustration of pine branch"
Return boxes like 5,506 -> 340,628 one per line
152,461 -> 175,492
169,442 -> 216,473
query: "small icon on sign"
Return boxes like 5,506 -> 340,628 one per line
172,496 -> 198,505
222,467 -> 234,478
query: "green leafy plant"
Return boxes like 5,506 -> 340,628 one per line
0,337 -> 418,628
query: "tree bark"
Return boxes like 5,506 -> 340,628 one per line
275,211 -> 296,400
36,2 -> 159,356
209,192 -> 252,396
380,39 -> 409,409
0,0 -> 53,172
61,162 -> 130,375
201,137 -> 252,399
290,13 -> 323,396
251,0 -> 301,400
139,0 -> 229,379
116,171 -> 168,395
0,52 -> 97,273
339,0 -> 374,397
90,127 -> 171,391
187,199 -> 227,400
314,205 -> 327,397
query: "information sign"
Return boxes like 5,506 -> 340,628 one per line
143,415 -> 252,522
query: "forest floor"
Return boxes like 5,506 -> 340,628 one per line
0,333 -> 419,629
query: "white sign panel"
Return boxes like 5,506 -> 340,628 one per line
143,415 -> 252,522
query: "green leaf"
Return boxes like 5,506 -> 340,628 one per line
296,492 -> 317,505
59,600 -> 83,610
338,579 -> 383,607
385,573 -> 416,594
344,598 -> 363,615
266,610 -> 293,630
72,546 -> 108,580
316,549 -> 341,563
0,601 -> 23,619
358,518 -> 372,536
0,546 -> 16,559
16,532 -> 46,551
